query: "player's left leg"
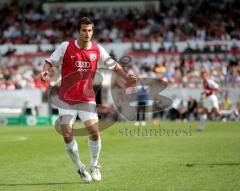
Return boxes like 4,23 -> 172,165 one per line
84,119 -> 102,181
198,95 -> 211,131
79,104 -> 102,182
210,95 -> 220,119
197,108 -> 208,131
198,94 -> 219,131
140,106 -> 146,126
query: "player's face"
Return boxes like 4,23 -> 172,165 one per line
202,72 -> 208,80
79,24 -> 93,42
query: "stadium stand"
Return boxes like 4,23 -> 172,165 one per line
0,0 -> 240,44
0,0 -> 239,123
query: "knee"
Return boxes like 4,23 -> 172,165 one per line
63,132 -> 73,143
89,132 -> 100,141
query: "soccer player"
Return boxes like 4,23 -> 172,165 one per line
197,70 -> 220,131
41,17 -> 137,182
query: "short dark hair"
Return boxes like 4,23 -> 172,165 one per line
76,17 -> 94,31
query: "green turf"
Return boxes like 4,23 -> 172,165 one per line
0,122 -> 239,191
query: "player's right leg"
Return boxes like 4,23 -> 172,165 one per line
211,107 -> 220,116
210,95 -> 220,119
58,109 -> 92,183
197,108 -> 208,131
135,105 -> 141,126
197,95 -> 213,131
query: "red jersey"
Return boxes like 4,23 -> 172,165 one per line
45,40 -> 116,104
203,79 -> 219,96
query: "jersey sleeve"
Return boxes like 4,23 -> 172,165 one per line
45,41 -> 69,66
208,79 -> 219,89
97,44 -> 117,70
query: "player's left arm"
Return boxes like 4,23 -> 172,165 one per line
113,63 -> 137,85
97,44 -> 137,85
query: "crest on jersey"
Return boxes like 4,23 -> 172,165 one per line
90,53 -> 96,61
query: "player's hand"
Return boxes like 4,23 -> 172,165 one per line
124,73 -> 137,85
41,71 -> 49,82
204,89 -> 211,94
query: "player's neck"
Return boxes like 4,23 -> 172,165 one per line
77,39 -> 91,49
203,78 -> 208,82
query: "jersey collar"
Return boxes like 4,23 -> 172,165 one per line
75,40 -> 92,50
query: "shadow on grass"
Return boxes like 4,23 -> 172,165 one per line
0,182 -> 85,187
185,162 -> 240,167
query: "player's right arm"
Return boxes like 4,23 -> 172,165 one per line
208,79 -> 219,90
207,79 -> 219,93
41,62 -> 52,82
41,42 -> 68,82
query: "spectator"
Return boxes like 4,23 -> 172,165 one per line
220,93 -> 233,121
152,96 -> 166,124
184,42 -> 194,53
186,96 -> 198,121
168,41 -> 178,52
4,75 -> 15,90
168,95 -> 181,120
1,1 -> 240,44
158,41 -> 166,52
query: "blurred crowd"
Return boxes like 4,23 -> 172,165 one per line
1,52 -> 239,91
0,57 -> 49,91
0,0 -> 239,119
124,53 -> 240,89
0,0 -> 240,44
152,93 -> 240,122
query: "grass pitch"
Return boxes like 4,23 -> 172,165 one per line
0,121 -> 239,191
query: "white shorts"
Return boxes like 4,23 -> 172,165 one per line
204,94 -> 219,112
58,101 -> 98,125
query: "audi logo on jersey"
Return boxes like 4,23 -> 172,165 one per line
75,61 -> 90,72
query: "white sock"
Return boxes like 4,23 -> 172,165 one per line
199,114 -> 207,130
88,139 -> 101,166
64,138 -> 83,171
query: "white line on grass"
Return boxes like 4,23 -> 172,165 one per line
0,136 -> 28,142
